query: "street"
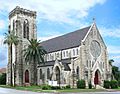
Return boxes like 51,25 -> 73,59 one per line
0,87 -> 120,94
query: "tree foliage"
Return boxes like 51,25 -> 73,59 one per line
4,31 -> 20,86
0,73 -> 6,85
24,39 -> 47,64
112,66 -> 120,81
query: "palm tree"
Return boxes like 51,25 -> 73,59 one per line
24,39 -> 47,85
4,31 -> 20,86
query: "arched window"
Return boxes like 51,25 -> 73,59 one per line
40,69 -> 42,79
76,66 -> 79,79
47,68 -> 50,79
23,19 -> 29,39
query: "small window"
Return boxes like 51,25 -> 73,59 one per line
103,62 -> 104,68
66,51 -> 69,57
73,49 -> 75,56
63,51 -> 65,57
86,60 -> 89,67
57,53 -> 59,58
76,49 -> 79,55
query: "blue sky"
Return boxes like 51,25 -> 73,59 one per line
0,0 -> 120,68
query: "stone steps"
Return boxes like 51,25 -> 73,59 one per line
96,85 -> 105,89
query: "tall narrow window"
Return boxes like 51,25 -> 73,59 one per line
23,19 -> 29,39
13,20 -> 15,31
47,68 -> 50,79
76,66 -> 79,79
40,69 -> 42,79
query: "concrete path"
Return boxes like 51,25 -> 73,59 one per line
0,87 -> 120,94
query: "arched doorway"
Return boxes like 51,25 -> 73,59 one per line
25,70 -> 29,83
94,70 -> 100,85
55,66 -> 60,84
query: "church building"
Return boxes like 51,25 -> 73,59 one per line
7,6 -> 112,88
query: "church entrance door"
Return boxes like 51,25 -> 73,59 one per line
25,70 -> 29,83
94,70 -> 100,85
55,66 -> 60,84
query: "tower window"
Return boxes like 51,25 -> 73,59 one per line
23,19 -> 29,39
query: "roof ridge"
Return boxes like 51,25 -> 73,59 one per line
40,25 -> 91,52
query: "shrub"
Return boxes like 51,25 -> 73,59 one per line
51,86 -> 61,90
88,81 -> 92,89
118,80 -> 120,87
110,80 -> 118,89
103,80 -> 110,89
77,79 -> 86,89
0,73 -> 6,85
66,85 -> 71,89
41,84 -> 51,90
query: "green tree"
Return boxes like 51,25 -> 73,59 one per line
24,39 -> 47,85
4,31 -> 20,86
0,73 -> 6,85
112,66 -> 120,81
109,59 -> 114,65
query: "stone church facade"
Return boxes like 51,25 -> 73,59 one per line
7,6 -> 112,87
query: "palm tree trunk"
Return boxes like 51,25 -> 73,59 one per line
10,44 -> 13,86
34,57 -> 37,85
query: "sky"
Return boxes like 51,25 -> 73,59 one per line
0,0 -> 120,68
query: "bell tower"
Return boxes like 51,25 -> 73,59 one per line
7,6 -> 37,86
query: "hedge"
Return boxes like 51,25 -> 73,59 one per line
77,79 -> 86,89
103,80 -> 110,89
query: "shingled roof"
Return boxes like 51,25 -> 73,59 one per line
41,25 -> 91,53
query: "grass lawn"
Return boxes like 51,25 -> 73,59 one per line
0,85 -> 108,93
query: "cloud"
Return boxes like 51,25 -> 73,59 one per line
100,26 -> 120,38
0,0 -> 106,25
0,36 -> 6,47
0,47 -> 8,68
108,45 -> 120,54
0,20 -> 5,29
107,45 -> 120,68
38,35 -> 61,42
0,52 -> 6,61
38,30 -> 63,41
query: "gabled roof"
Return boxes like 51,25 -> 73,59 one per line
38,59 -> 71,71
41,26 -> 91,53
